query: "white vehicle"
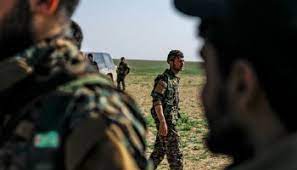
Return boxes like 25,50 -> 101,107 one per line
86,52 -> 117,83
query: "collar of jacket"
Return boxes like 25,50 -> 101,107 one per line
164,69 -> 180,79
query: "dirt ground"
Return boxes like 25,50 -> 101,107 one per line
125,74 -> 230,170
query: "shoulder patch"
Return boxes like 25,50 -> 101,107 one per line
154,80 -> 167,95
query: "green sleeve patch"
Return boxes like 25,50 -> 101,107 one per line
34,131 -> 60,148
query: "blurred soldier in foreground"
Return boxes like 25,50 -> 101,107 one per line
0,0 -> 148,169
149,50 -> 184,170
175,0 -> 297,169
117,57 -> 130,91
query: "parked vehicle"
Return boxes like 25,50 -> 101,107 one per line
85,52 -> 117,83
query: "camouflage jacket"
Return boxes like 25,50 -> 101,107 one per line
117,62 -> 130,78
0,33 -> 148,170
151,69 -> 180,122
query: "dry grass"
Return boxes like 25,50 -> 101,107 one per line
125,74 -> 230,170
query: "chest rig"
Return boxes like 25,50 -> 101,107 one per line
161,71 -> 180,124
163,74 -> 180,109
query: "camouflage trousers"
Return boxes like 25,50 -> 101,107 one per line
117,77 -> 126,91
149,114 -> 183,170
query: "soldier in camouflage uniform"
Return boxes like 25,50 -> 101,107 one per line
117,57 -> 130,91
149,50 -> 185,170
0,0 -> 148,170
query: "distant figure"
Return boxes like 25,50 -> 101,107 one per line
149,50 -> 184,170
87,53 -> 99,71
175,0 -> 297,169
88,53 -> 93,62
117,57 -> 130,91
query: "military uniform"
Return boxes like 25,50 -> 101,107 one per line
0,30 -> 148,170
117,61 -> 130,91
149,69 -> 183,170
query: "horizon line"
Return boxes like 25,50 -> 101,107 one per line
112,58 -> 202,62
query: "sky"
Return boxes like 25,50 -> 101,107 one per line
73,0 -> 202,61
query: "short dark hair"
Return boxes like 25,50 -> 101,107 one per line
167,50 -> 184,63
58,0 -> 80,17
200,0 -> 297,132
70,20 -> 83,49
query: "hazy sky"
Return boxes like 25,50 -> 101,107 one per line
73,0 -> 202,61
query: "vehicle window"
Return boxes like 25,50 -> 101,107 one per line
103,53 -> 114,68
94,53 -> 106,69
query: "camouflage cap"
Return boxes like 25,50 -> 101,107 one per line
167,50 -> 184,63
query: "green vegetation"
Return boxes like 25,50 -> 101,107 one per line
114,59 -> 203,76
145,112 -> 209,161
177,112 -> 207,131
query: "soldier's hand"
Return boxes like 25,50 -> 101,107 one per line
159,121 -> 168,136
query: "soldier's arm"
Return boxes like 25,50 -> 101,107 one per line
65,118 -> 138,170
64,87 -> 146,170
154,103 -> 168,137
151,78 -> 168,136
124,64 -> 130,75
154,104 -> 166,123
127,65 -> 130,74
